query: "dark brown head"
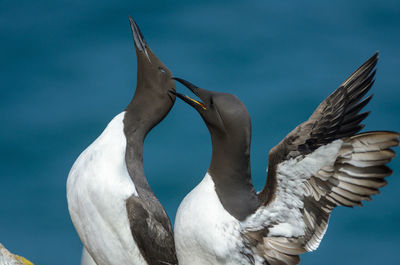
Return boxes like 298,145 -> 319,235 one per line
173,77 -> 251,146
125,16 -> 176,133
174,77 -> 259,221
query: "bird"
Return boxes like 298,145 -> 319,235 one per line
67,16 -> 178,265
172,52 -> 399,265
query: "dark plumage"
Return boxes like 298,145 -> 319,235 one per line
123,16 -> 177,265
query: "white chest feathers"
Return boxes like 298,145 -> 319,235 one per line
67,112 -> 146,265
174,173 -> 252,265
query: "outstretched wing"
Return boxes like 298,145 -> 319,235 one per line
247,53 -> 399,265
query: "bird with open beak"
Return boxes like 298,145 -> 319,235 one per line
172,53 -> 399,265
67,16 -> 178,265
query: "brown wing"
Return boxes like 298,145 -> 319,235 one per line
251,53 -> 399,265
126,194 -> 178,265
259,52 -> 378,204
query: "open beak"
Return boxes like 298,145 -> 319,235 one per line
129,16 -> 151,62
173,78 -> 207,110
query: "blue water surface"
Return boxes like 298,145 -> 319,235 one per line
1,1 -> 399,264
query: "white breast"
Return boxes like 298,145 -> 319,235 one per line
67,112 -> 147,265
174,173 -> 250,265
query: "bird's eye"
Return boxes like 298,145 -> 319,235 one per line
158,67 -> 166,73
210,97 -> 214,106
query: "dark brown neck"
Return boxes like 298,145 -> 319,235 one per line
208,129 -> 260,221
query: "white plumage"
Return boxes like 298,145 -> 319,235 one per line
244,140 -> 343,238
67,112 -> 146,265
175,141 -> 344,265
81,248 -> 97,265
175,173 -> 247,265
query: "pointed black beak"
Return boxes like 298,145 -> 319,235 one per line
173,77 -> 207,110
129,16 -> 150,62
173,78 -> 203,99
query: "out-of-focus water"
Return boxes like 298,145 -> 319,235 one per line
1,1 -> 399,264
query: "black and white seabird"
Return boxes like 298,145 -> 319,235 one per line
67,17 -> 178,265
173,53 -> 399,265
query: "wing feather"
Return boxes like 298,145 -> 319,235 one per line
126,195 -> 178,265
244,53 -> 399,265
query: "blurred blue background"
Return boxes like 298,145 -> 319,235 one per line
1,0 -> 399,264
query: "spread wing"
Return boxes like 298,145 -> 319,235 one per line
126,194 -> 178,265
247,52 -> 399,265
